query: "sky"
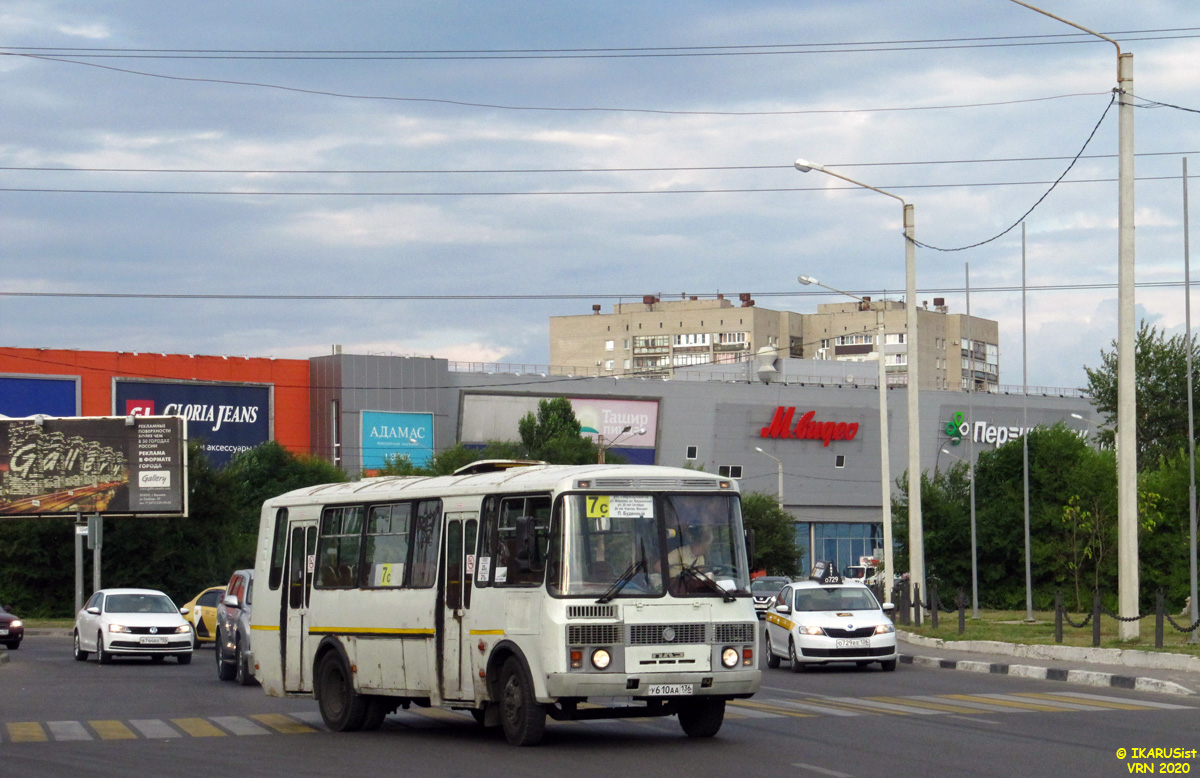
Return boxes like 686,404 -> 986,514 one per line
2,1 -> 1199,391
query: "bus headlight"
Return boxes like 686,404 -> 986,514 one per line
591,649 -> 612,670
721,647 -> 739,668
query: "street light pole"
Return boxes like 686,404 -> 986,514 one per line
753,447 -> 784,510
1008,0 -> 1140,641
795,161 -> 920,613
798,274 -> 894,604
597,425 -> 644,464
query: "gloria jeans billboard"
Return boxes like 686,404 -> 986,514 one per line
114,379 -> 271,468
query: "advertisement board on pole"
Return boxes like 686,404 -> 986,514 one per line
113,379 -> 271,468
0,416 -> 187,518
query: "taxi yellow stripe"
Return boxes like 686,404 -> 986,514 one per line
1009,692 -> 1154,711
942,694 -> 1076,713
5,722 -> 48,742
250,714 -> 317,734
866,696 -> 990,715
88,720 -> 137,740
171,718 -> 226,737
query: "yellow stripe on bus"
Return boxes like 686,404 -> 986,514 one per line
310,627 -> 435,636
469,630 -> 506,636
250,624 -> 279,632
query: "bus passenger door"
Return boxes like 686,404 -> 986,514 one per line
283,522 -> 317,693
439,512 -> 477,701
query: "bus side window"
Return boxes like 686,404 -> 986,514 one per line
316,505 -> 363,588
475,496 -> 497,588
363,503 -> 411,588
268,507 -> 289,590
408,499 -> 442,589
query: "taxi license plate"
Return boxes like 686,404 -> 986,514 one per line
647,684 -> 693,696
140,636 -> 168,645
835,638 -> 869,649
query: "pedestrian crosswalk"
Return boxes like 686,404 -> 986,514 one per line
1,692 -> 1192,743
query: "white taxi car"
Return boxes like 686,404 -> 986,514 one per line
763,572 -> 897,672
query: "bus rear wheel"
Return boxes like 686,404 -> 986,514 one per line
677,698 -> 725,738
317,651 -> 370,732
498,657 -> 546,746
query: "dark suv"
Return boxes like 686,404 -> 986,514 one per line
215,569 -> 255,685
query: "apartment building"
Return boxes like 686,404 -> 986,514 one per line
549,294 -> 1000,392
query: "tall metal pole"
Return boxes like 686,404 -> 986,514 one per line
1023,223 -> 1034,622
1008,0 -> 1138,641
794,162 -> 921,617
797,274 -> 893,603
965,264 -> 978,618
1184,157 -> 1198,644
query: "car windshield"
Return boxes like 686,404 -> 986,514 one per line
105,594 -> 176,614
792,586 -> 880,612
751,578 -> 788,593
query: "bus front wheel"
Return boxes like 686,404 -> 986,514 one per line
317,651 -> 370,732
677,698 -> 725,738
498,657 -> 546,746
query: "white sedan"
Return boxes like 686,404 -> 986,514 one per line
764,580 -> 897,672
73,588 -> 194,664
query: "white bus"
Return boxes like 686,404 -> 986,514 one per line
250,461 -> 761,745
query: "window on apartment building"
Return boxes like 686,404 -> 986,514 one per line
888,354 -> 908,366
717,465 -> 743,479
672,333 -> 711,347
605,340 -> 614,351
604,360 -> 614,371
685,446 -> 698,460
886,333 -> 906,345
835,455 -> 846,469
624,359 -> 631,370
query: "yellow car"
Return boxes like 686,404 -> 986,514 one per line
180,586 -> 225,647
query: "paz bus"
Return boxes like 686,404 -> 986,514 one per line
250,461 -> 762,745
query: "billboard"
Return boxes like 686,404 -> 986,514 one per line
0,416 -> 187,518
361,411 -> 434,469
114,379 -> 272,468
0,374 -> 79,417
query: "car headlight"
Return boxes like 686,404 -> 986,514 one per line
108,624 -> 130,633
721,647 -> 739,668
875,623 -> 895,634
591,649 -> 611,670
9,619 -> 21,628
175,625 -> 192,634
798,625 -> 824,636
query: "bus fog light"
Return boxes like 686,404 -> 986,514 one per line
591,649 -> 611,670
721,647 -> 739,668
570,649 -> 583,669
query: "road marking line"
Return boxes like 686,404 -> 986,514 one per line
89,720 -> 137,739
171,718 -> 226,737
730,699 -> 814,718
866,696 -> 987,715
1049,691 -> 1193,710
791,763 -> 855,777
47,721 -> 91,741
763,698 -> 861,716
130,719 -> 181,739
944,694 -> 1077,713
249,713 -> 317,733
909,695 -> 1034,713
211,716 -> 271,735
1005,693 -> 1150,711
6,722 -> 47,742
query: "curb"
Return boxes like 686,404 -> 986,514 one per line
900,653 -> 1197,696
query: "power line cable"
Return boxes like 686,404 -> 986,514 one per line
910,92 -> 1116,253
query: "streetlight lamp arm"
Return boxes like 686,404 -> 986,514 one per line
794,159 -> 907,207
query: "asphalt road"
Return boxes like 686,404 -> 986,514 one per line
3,635 -> 1199,778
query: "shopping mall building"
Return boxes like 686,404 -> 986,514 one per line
0,346 -> 1095,574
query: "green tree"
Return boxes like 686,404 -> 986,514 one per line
225,440 -> 347,538
1085,321 -> 1200,469
740,492 -> 802,577
517,397 -> 606,465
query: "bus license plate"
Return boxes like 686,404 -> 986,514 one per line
835,638 -> 869,649
140,636 -> 168,645
647,684 -> 693,696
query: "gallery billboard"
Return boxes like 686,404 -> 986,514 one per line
113,379 -> 272,468
361,411 -> 434,469
0,416 -> 187,518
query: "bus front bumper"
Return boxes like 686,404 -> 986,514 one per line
544,668 -> 761,701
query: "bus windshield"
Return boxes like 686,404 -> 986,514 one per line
552,492 -> 750,598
